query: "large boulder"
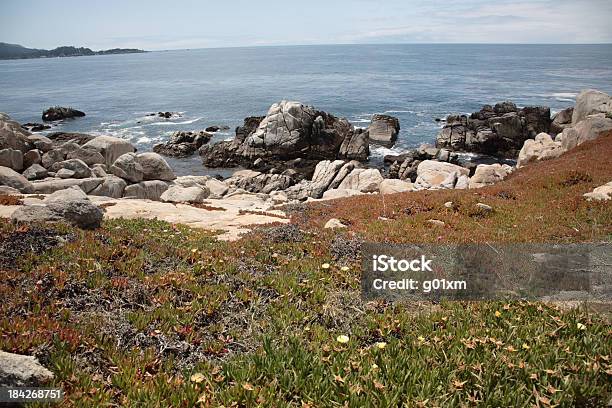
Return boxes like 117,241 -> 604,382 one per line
12,187 -> 103,229
52,158 -> 93,179
66,145 -> 105,166
110,153 -> 143,183
572,89 -> 612,124
0,350 -> 54,387
379,179 -> 413,194
414,160 -> 470,190
517,133 -> 564,168
135,152 -> 176,181
0,148 -> 23,170
89,175 -> 127,198
31,178 -> 103,194
561,116 -> 612,151
338,128 -> 369,160
28,134 -> 53,152
321,188 -> 364,200
46,132 -> 94,145
22,163 -> 48,180
0,166 -> 33,193
24,149 -> 42,167
550,107 -> 574,135
42,106 -> 86,121
153,130 -> 212,157
436,103 -> 551,157
82,136 -> 135,166
226,170 -> 295,194
160,185 -> 210,203
307,160 -> 346,198
201,102 -> 368,168
468,163 -> 513,188
367,114 -> 400,146
0,113 -> 33,153
123,180 -> 169,200
41,149 -> 66,169
337,168 -> 384,193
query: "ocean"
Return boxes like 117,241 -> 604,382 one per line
1,44 -> 611,176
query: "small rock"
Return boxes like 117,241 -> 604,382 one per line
0,350 -> 54,387
475,203 -> 493,212
23,163 -> 48,180
444,201 -> 453,208
324,218 -> 347,229
583,181 -> 612,201
160,185 -> 210,203
427,219 -> 445,227
24,149 -> 42,167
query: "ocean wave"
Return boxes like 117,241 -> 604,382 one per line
150,117 -> 202,126
552,92 -> 577,99
370,145 -> 406,158
384,110 -> 414,113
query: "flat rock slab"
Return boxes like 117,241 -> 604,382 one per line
0,194 -> 288,241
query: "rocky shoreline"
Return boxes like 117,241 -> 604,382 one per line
1,89 -> 611,235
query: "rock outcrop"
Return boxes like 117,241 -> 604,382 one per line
153,130 -> 212,157
571,89 -> 612,124
550,107 -> 573,135
0,166 -> 33,192
367,114 -> 400,146
200,101 -> 369,169
468,163 -> 513,189
436,102 -> 551,157
42,106 -> 85,121
82,136 -> 135,166
517,133 -> 564,168
414,160 -> 470,190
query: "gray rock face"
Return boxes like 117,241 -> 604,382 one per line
436,103 -> 551,157
550,107 -> 574,135
561,116 -> 612,151
46,132 -> 94,145
24,149 -> 42,167
153,130 -> 212,157
111,153 -> 143,182
31,177 -> 103,194
41,149 -> 65,169
160,185 -> 210,203
82,136 -> 135,166
12,189 -> 103,229
226,170 -> 295,195
329,160 -> 361,190
0,165 -> 33,193
66,145 -> 105,166
468,163 -> 513,188
42,106 -> 86,121
379,179 -> 413,194
123,180 -> 169,200
337,168 -> 384,193
367,114 -> 400,147
414,160 -> 470,190
517,133 -> 564,168
307,160 -> 346,198
201,101 -> 368,168
28,134 -> 54,152
572,89 -> 612,124
338,128 -> 369,160
23,163 -> 48,180
136,152 -> 176,181
89,175 -> 127,198
0,113 -> 33,153
0,350 -> 54,387
0,148 -> 23,170
53,159 -> 92,179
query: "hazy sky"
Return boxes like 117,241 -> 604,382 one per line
2,0 -> 611,50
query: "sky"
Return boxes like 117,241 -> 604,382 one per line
1,0 -> 611,50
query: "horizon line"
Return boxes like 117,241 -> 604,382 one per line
5,41 -> 612,53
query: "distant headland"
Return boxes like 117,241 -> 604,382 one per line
0,42 -> 147,60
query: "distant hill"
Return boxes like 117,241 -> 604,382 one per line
0,42 -> 146,60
